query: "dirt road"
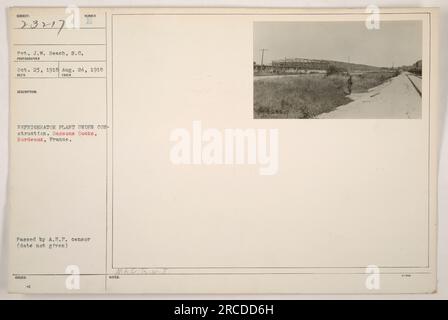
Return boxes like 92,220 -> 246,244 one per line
317,73 -> 422,119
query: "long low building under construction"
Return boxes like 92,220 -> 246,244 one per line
254,57 -> 383,74
271,58 -> 330,71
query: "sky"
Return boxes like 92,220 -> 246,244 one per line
253,21 -> 422,68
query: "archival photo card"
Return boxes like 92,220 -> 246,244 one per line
7,7 -> 438,294
253,21 -> 423,119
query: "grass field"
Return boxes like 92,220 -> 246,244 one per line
254,71 -> 399,119
351,71 -> 399,93
254,74 -> 352,119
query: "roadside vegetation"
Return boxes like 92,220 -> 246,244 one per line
254,66 -> 399,119
254,73 -> 351,119
351,70 -> 399,93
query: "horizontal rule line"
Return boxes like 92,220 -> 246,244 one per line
13,43 -> 106,46
111,12 -> 432,16
14,60 -> 106,62
12,272 -> 432,276
111,265 -> 431,269
15,77 -> 106,79
14,27 -> 105,30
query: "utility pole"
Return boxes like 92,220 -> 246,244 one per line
347,56 -> 351,74
260,49 -> 268,70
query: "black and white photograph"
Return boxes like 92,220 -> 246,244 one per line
254,21 -> 423,119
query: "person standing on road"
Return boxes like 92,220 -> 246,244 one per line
347,74 -> 353,95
